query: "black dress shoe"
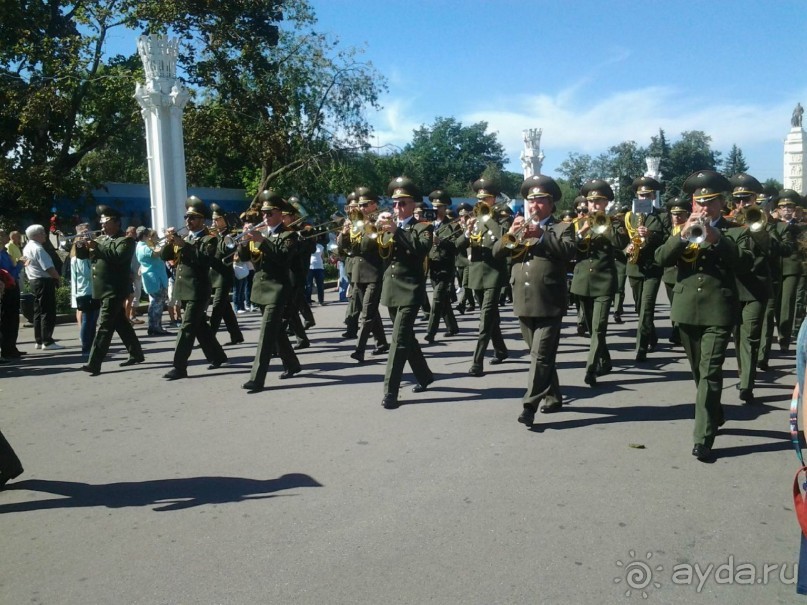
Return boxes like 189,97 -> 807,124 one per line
412,377 -> 434,393
294,340 -> 310,350
692,444 -> 713,461
540,401 -> 563,414
342,331 -> 358,339
584,372 -> 597,387
613,314 -> 623,324
372,344 -> 390,355
207,359 -> 229,370
455,304 -> 466,315
635,351 -> 647,362
119,356 -> 145,367
423,334 -> 435,344
468,365 -> 483,377
739,389 -> 756,405
226,337 -> 244,345
163,368 -> 188,380
303,321 -> 316,329
757,360 -> 770,371
280,367 -> 301,380
489,354 -> 508,365
576,326 -> 587,336
443,330 -> 458,337
2,351 -> 22,359
80,365 -> 101,376
382,394 -> 399,409
242,380 -> 263,393
350,351 -> 365,363
518,409 -> 535,426
596,363 -> 612,377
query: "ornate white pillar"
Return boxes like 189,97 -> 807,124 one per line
134,34 -> 190,235
784,104 -> 806,196
644,156 -> 662,208
520,128 -> 545,179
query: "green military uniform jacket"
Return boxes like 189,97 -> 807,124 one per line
655,217 -> 750,326
237,225 -> 294,306
338,230 -> 384,285
380,219 -> 433,307
91,231 -> 136,300
625,212 -> 665,279
288,231 -> 315,288
209,231 -> 235,291
493,217 -> 576,318
780,221 -> 804,279
570,219 -> 629,297
730,223 -> 782,302
428,220 -> 458,281
455,210 -> 509,290
160,229 -> 217,302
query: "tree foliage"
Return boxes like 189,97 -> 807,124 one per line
722,144 -> 749,177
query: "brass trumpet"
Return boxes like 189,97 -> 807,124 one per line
740,206 -> 767,233
590,211 -> 611,235
502,212 -> 541,249
684,217 -> 707,244
156,226 -> 190,247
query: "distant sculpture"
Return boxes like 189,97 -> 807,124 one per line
520,128 -> 545,179
792,103 -> 803,128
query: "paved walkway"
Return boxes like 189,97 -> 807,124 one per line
0,290 -> 801,604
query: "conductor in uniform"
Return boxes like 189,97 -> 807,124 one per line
160,197 -> 228,380
655,170 -> 751,461
379,176 -> 435,409
493,175 -> 576,426
81,205 -> 145,376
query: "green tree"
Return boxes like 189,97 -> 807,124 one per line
665,131 -> 721,198
722,144 -> 749,177
556,152 -> 593,191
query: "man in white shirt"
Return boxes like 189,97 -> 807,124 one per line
22,224 -> 62,349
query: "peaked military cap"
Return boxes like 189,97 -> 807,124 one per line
428,190 -> 452,206
258,190 -> 286,212
573,195 -> 588,208
666,197 -> 691,215
387,176 -> 420,200
210,203 -> 226,219
96,205 -> 121,220
778,189 -> 804,207
632,176 -> 662,194
560,209 -> 575,222
683,170 -> 730,202
472,178 -> 500,199
184,195 -> 210,219
355,187 -> 379,204
580,179 -> 614,201
520,175 -> 561,202
284,196 -> 305,216
457,202 -> 473,216
728,173 -> 763,198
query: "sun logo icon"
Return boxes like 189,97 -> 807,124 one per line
614,550 -> 663,599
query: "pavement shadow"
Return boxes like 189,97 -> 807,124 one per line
0,473 -> 322,513
712,428 -> 792,459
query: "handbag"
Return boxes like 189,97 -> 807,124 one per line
233,261 -> 250,280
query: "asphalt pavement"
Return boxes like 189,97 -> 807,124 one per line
0,289 -> 802,604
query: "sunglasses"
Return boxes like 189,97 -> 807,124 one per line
392,200 -> 411,206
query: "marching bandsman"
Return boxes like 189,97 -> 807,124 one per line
758,188 -> 783,370
80,205 -> 145,376
570,179 -> 629,386
454,203 -> 475,315
340,192 -> 362,339
424,190 -> 460,343
240,191 -> 300,392
208,204 -> 244,346
571,195 -> 589,336
612,203 -> 629,325
493,175 -> 577,425
282,197 -> 314,350
338,186 -> 389,362
661,198 -> 691,346
455,178 -> 511,377
775,189 -> 804,353
625,176 -> 666,361
160,197 -> 228,380
655,170 -> 752,461
378,176 -> 434,409
729,173 -> 782,404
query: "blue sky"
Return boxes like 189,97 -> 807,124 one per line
307,0 -> 807,182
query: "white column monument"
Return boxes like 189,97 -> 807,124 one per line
520,128 -> 545,179
644,156 -> 663,208
134,34 -> 190,235
784,103 -> 806,196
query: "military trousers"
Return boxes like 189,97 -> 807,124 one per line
250,296 -> 297,386
613,259 -> 627,316
678,323 -> 731,448
355,281 -> 387,354
0,429 -> 23,479
426,277 -> 458,337
284,284 -> 309,345
173,299 -> 226,372
778,274 -> 800,344
518,315 -> 563,411
87,295 -> 143,372
759,284 -> 780,365
664,282 -> 681,344
344,280 -> 362,334
734,298 -> 766,392
579,294 -> 612,375
210,286 -> 243,343
383,305 -> 432,397
629,275 -> 660,354
472,287 -> 508,368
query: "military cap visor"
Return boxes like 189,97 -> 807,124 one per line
476,189 -> 496,199
525,187 -> 553,200
636,186 -> 657,195
586,191 -> 610,201
184,208 -> 206,218
692,188 -> 724,203
391,187 -> 416,200
731,188 -> 757,198
96,205 -> 121,220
